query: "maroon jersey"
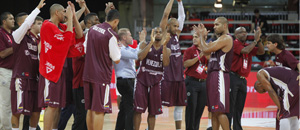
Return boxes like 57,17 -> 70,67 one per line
207,47 -> 233,73
0,27 -> 14,69
261,66 -> 299,118
163,34 -> 184,81
274,50 -> 299,71
136,45 -> 164,86
83,23 -> 118,84
72,56 -> 84,88
12,32 -> 39,79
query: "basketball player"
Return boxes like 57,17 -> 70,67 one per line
193,17 -> 233,130
10,1 -> 45,129
159,0 -> 186,129
38,2 -> 84,130
133,28 -> 171,130
82,9 -> 120,130
254,66 -> 299,130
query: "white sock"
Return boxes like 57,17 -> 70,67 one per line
29,127 -> 36,130
207,119 -> 212,127
176,129 -> 181,130
52,129 -> 58,130
12,128 -> 19,130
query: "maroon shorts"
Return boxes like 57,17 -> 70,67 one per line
10,78 -> 40,115
206,71 -> 230,113
134,80 -> 162,115
161,80 -> 187,106
83,81 -> 112,113
38,69 -> 69,108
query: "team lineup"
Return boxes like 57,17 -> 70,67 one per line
0,0 -> 299,130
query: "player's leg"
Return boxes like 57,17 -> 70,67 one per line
93,111 -> 105,130
86,110 -> 93,130
174,106 -> 183,130
133,112 -> 142,130
217,112 -> 230,130
44,106 -> 59,130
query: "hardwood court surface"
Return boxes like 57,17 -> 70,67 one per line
18,102 -> 295,130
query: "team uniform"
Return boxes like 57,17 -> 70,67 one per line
10,9 -> 41,115
183,45 -> 208,130
0,24 -> 15,130
274,49 -> 299,70
83,23 -> 120,113
161,34 -> 186,106
134,45 -> 164,115
260,66 -> 299,130
38,20 -> 84,108
206,44 -> 233,113
228,39 -> 258,129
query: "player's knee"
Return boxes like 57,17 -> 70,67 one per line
174,106 -> 183,121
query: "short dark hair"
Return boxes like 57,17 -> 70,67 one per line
0,12 -> 12,25
254,9 -> 259,14
267,34 -> 285,50
84,13 -> 98,25
33,16 -> 43,24
15,12 -> 28,24
106,9 -> 120,22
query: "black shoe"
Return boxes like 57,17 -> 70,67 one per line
207,127 -> 212,130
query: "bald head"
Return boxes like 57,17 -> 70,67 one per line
234,27 -> 246,34
50,4 -> 64,16
168,18 -> 178,25
216,17 -> 228,25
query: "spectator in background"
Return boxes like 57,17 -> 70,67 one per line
250,9 -> 268,34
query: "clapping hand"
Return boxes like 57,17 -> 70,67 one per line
162,32 -> 171,46
254,27 -> 261,42
150,29 -> 157,43
193,24 -> 210,38
105,2 -> 115,15
75,0 -> 86,8
37,0 -> 46,9
139,27 -> 147,43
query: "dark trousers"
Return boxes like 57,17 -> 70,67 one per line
58,104 -> 76,130
185,77 -> 207,130
115,78 -> 134,130
72,87 -> 87,130
227,72 -> 247,130
22,116 -> 41,130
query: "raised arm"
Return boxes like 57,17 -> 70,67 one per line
240,27 -> 264,54
76,0 -> 91,29
69,1 -> 83,39
159,0 -> 174,32
76,0 -> 90,15
195,24 -> 232,53
12,0 -> 45,44
65,5 -> 73,32
138,29 -> 153,61
177,0 -> 185,35
161,32 -> 171,66
75,6 -> 85,21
